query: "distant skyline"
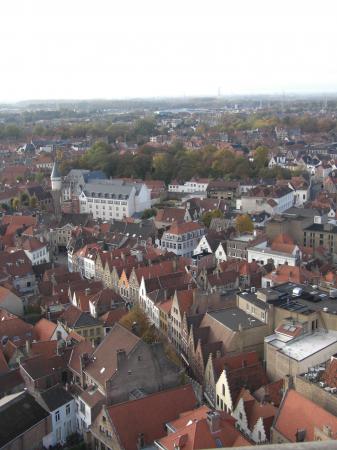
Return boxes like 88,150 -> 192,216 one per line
1,0 -> 337,102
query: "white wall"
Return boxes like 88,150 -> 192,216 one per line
43,399 -> 76,447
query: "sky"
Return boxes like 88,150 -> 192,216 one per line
1,0 -> 337,101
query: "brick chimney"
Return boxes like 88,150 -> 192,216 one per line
117,349 -> 126,369
206,411 -> 221,433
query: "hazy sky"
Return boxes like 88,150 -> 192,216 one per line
1,0 -> 337,101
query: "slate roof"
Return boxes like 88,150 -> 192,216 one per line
0,392 -> 50,448
39,384 -> 73,412
59,305 -> 101,328
84,323 -> 140,385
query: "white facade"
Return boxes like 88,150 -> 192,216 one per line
193,235 -> 213,255
168,179 -> 209,193
215,369 -> 235,414
76,396 -> 93,433
247,241 -> 301,267
215,243 -> 227,262
159,224 -> 205,257
238,190 -> 294,215
293,188 -> 309,207
233,398 -> 269,444
138,277 -> 160,329
83,255 -> 96,280
79,180 -> 151,220
24,244 -> 50,266
43,399 -> 76,448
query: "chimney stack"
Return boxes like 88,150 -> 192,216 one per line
206,411 -> 221,433
25,339 -> 31,355
117,349 -> 126,369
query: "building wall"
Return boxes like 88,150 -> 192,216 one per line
247,247 -> 298,267
291,375 -> 337,417
265,339 -> 337,382
0,292 -> 24,316
24,245 -> 49,266
2,416 -> 52,450
103,342 -> 180,405
43,400 -> 76,448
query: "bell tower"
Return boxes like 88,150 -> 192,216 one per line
50,161 -> 62,217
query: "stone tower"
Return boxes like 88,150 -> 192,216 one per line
51,161 -> 62,218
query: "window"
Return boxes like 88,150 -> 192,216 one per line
56,427 -> 62,441
222,384 -> 225,396
55,410 -> 60,422
239,412 -> 243,420
80,401 -> 85,414
258,431 -> 262,442
66,404 -> 71,415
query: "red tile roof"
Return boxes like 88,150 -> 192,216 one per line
99,309 -> 128,327
0,347 -> 9,374
30,340 -> 57,358
158,406 -> 250,450
167,222 -> 204,235
84,323 -> 140,385
323,356 -> 337,388
22,237 -> 46,252
106,384 -> 198,450
236,388 -> 277,439
274,389 -> 337,442
33,318 -> 57,341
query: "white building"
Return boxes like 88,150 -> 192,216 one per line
232,390 -> 276,444
79,179 -> 151,220
248,240 -> 301,267
40,385 -> 76,448
237,186 -> 294,216
265,326 -> 337,382
158,222 -> 205,257
168,178 -> 209,193
22,238 -> 50,266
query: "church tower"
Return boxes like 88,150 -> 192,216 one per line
51,161 -> 62,217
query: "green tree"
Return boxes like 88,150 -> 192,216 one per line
119,306 -> 158,343
235,214 -> 254,233
253,146 -> 269,170
202,209 -> 223,228
20,192 -> 30,206
141,208 -> 157,219
29,196 -> 38,208
11,197 -> 20,210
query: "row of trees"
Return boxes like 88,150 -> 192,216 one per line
62,140 -> 296,184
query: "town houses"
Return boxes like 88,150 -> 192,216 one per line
1,99 -> 337,450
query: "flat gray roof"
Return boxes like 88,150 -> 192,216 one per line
207,307 -> 264,331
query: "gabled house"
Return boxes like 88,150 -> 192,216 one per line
215,351 -> 268,414
88,288 -> 124,318
156,406 -> 250,450
79,323 -> 182,405
33,318 -> 68,342
58,305 -> 103,346
232,388 -> 277,444
89,384 -> 198,450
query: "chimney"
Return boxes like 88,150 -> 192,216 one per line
25,340 -> 31,355
117,349 -> 126,369
207,411 -> 221,433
